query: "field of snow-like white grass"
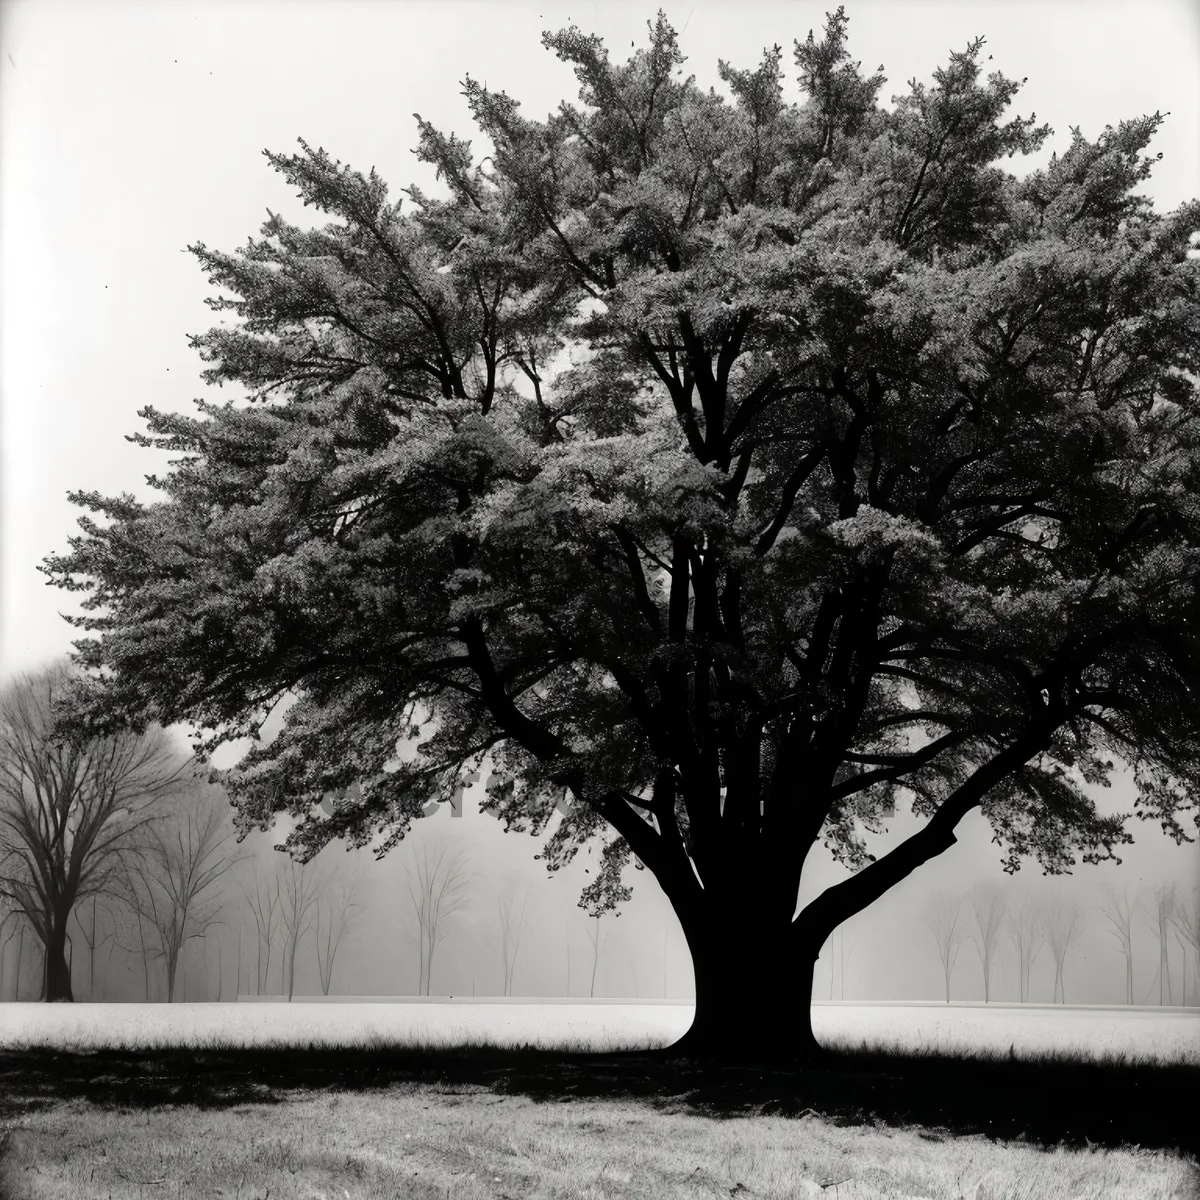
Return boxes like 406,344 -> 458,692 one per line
2,999 -> 1197,1063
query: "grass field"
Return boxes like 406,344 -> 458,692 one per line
2,1082 -> 1197,1200
2,1000 -> 1197,1064
1,1004 -> 1197,1199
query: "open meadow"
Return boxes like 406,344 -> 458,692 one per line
2,999 -> 1197,1064
3,1083 -> 1197,1200
1,1001 -> 1198,1199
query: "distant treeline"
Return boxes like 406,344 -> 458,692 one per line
919,880 -> 1199,1007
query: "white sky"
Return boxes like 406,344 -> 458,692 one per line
1,0 -> 1197,1003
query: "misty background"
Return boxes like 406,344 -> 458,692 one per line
1,761 -> 1195,1007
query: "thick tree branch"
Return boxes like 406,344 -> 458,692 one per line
831,729 -> 970,800
796,728 -> 1054,947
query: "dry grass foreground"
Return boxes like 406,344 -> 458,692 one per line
1,1082 -> 1197,1200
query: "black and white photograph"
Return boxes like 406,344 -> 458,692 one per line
1,0 -> 1198,1195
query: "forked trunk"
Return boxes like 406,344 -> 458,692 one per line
669,914 -> 824,1065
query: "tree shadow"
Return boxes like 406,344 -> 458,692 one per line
0,1041 -> 1195,1156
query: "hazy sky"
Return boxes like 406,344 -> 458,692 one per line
1,0 -> 1197,1005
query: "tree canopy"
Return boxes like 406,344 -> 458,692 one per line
44,9 -> 1200,1056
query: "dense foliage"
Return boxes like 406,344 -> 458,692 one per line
44,10 -> 1200,1055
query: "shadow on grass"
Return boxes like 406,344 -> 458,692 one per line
1,1040 -> 1195,1156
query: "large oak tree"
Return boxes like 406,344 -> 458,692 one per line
44,10 -> 1200,1058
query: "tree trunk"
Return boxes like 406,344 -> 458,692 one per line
131,905 -> 150,1002
669,917 -> 824,1065
286,937 -> 298,1001
1160,926 -> 1171,1006
43,915 -> 74,1002
166,945 -> 180,1002
14,924 -> 24,1001
89,899 -> 97,999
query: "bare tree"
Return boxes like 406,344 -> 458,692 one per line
119,789 -> 240,1002
968,883 -> 1007,1003
73,896 -> 113,1000
1141,883 -> 1178,1006
1005,885 -> 1045,1004
924,892 -> 969,1003
1170,886 -> 1199,1007
241,864 -> 283,995
111,860 -> 157,1000
1044,893 -> 1086,1004
585,915 -> 614,998
7,919 -> 33,1000
402,841 -> 472,996
313,858 -> 365,996
278,857 -> 321,1001
495,879 -> 530,997
205,927 -> 223,1001
0,897 -> 24,1000
0,664 -> 188,1000
1097,883 -> 1139,1005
